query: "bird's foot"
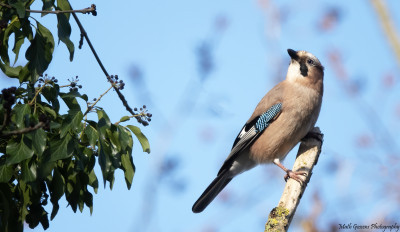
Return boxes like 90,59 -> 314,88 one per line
302,130 -> 324,143
284,170 -> 307,185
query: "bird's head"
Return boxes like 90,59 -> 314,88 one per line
286,49 -> 324,92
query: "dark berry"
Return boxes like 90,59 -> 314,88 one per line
143,105 -> 146,109
134,108 -> 137,111
39,114 -> 48,123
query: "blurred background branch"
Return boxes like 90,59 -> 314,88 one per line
371,0 -> 400,68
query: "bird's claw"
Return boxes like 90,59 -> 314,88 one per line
284,170 -> 307,185
302,131 -> 324,143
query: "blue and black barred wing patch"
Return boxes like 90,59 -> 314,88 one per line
218,103 -> 282,174
255,103 -> 282,132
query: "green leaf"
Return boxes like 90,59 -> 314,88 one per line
18,180 -> 31,222
11,104 -> 31,128
50,167 -> 64,220
1,18 -> 19,65
56,0 -> 74,61
121,152 -> 135,190
107,126 -> 121,151
119,116 -> 130,122
49,121 -> 61,130
60,92 -> 81,111
83,191 -> 93,215
126,125 -> 150,153
0,164 -> 14,182
36,157 -> 55,179
0,18 -> 26,78
41,0 -> 55,16
60,91 -> 87,101
49,134 -> 74,161
6,135 -> 34,165
60,110 -> 83,138
0,61 -> 22,78
2,19 -> 23,65
25,20 -> 55,81
42,85 -> 60,112
43,105 -> 57,119
18,64 -> 30,82
117,125 -> 132,151
84,125 -> 98,148
88,169 -> 98,194
98,140 -> 112,188
9,0 -> 29,18
0,187 -> 11,229
96,109 -> 111,135
21,159 -> 37,183
12,25 -> 26,65
31,128 -> 46,157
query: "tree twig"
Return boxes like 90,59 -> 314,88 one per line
265,127 -> 324,232
0,3 -> 96,15
0,121 -> 45,137
83,85 -> 113,117
71,9 -> 136,116
0,112 -> 9,133
371,0 -> 400,69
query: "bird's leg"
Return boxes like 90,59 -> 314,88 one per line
273,158 -> 307,184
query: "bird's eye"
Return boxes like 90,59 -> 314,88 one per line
307,59 -> 315,65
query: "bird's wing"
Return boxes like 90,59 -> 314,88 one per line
218,103 -> 282,175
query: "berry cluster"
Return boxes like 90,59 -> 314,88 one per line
85,4 -> 97,16
68,76 -> 82,92
1,87 -> 17,111
38,113 -> 50,130
38,74 -> 58,87
134,105 -> 152,126
0,19 -> 8,29
109,75 -> 125,90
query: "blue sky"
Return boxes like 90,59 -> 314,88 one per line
1,0 -> 400,231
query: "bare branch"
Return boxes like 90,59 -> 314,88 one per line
0,3 -> 97,15
83,85 -> 113,117
71,9 -> 137,117
0,122 -> 45,137
0,111 -> 9,133
371,0 -> 400,69
265,127 -> 323,232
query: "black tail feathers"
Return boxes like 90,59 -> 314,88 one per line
192,170 -> 232,213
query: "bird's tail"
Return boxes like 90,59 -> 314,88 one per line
192,169 -> 232,213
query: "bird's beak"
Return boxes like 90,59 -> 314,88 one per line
287,49 -> 299,60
